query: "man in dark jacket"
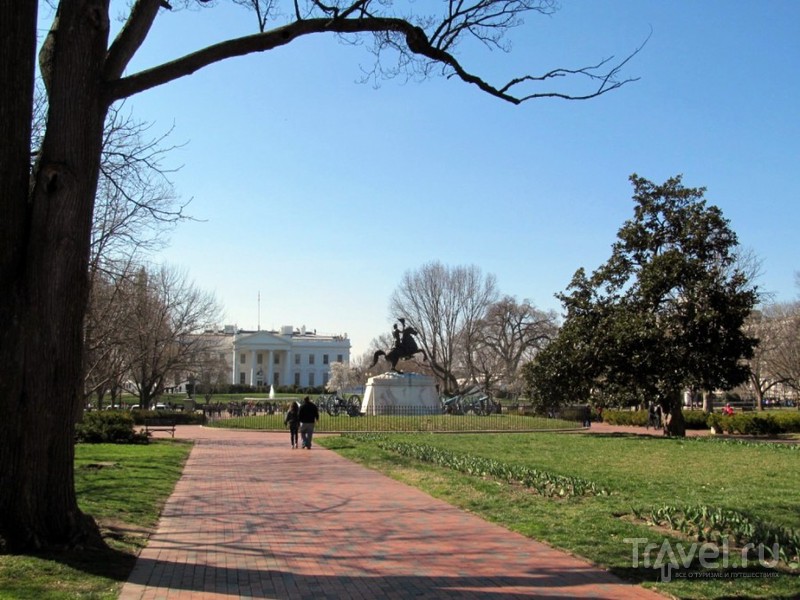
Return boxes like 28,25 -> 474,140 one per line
298,396 -> 320,449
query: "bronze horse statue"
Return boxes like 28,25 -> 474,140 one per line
370,325 -> 426,372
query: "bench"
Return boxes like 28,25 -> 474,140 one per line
144,417 -> 177,438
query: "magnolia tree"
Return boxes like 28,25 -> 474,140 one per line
526,175 -> 758,436
1,0 -> 642,551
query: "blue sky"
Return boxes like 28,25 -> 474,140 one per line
108,1 -> 799,357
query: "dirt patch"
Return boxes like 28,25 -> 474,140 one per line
80,461 -> 119,470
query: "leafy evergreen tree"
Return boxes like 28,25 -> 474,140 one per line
525,175 -> 758,436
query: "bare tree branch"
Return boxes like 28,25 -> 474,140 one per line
390,261 -> 497,394
121,265 -> 222,409
91,102 -> 190,276
231,0 -> 280,32
105,3 -> 646,105
472,296 -> 558,393
105,0 -> 166,82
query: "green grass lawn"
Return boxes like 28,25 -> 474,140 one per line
0,440 -> 192,600
319,432 -> 800,599
3,430 -> 796,599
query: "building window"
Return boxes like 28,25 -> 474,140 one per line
239,372 -> 246,384
294,353 -> 300,365
323,372 -> 329,386
257,353 -> 263,365
323,354 -> 329,365
240,353 -> 246,364
274,353 -> 280,365
337,354 -> 343,363
308,373 -> 315,387
309,354 -> 315,365
294,372 -> 300,386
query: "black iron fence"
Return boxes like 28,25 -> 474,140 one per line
204,403 -> 586,433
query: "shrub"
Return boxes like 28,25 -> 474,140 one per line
740,414 -> 781,435
604,409 -> 711,430
772,411 -> 800,433
129,409 -> 204,426
707,413 -> 726,433
707,411 -> 800,435
76,411 -> 148,443
683,410 -> 710,430
603,409 -> 648,427
559,405 -> 590,422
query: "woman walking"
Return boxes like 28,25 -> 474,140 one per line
284,401 -> 300,448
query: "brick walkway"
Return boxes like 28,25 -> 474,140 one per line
119,426 -> 665,599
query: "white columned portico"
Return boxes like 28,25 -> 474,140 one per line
250,350 -> 257,386
283,351 -> 291,386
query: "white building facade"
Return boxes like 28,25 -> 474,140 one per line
231,325 -> 350,388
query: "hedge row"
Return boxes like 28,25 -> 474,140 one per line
708,412 -> 800,435
129,409 -> 205,426
603,409 -> 800,434
76,410 -> 205,443
602,410 -> 648,427
603,409 -> 709,429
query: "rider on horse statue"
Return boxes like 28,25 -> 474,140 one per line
371,317 -> 426,372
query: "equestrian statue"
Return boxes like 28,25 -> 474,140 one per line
370,318 -> 426,372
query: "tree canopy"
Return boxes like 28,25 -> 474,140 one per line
525,175 -> 759,436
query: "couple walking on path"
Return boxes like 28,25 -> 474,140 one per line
119,426 -> 666,599
284,396 -> 319,449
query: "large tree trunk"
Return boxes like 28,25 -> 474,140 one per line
661,390 -> 686,437
754,387 -> 764,411
702,390 -> 713,414
0,0 -> 110,552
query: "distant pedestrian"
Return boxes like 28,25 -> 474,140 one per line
298,396 -> 320,449
284,401 -> 300,448
647,402 -> 661,429
722,402 -> 734,416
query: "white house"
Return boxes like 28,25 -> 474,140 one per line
231,325 -> 350,388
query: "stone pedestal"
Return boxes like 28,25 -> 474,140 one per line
361,372 -> 440,415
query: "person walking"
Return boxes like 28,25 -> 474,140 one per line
298,396 -> 320,449
284,401 -> 300,448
